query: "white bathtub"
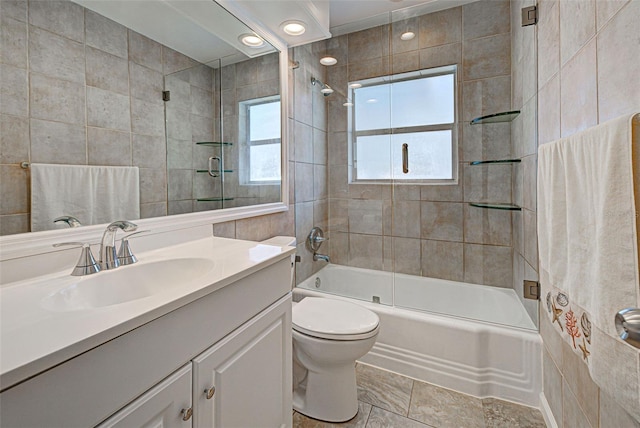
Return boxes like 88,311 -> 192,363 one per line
294,264 -> 542,407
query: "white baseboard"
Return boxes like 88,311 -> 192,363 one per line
539,392 -> 559,428
360,340 -> 541,408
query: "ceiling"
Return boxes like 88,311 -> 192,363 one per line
328,0 -> 477,35
330,0 -> 436,28
73,0 -> 276,67
71,0 -> 477,66
224,0 -> 476,47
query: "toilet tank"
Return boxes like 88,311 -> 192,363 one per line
261,236 -> 296,288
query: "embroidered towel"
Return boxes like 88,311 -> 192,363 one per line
538,113 -> 640,421
30,164 -> 140,232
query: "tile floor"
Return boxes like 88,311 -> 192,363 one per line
293,363 -> 546,428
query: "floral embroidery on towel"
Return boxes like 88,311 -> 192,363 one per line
545,289 -> 593,361
551,299 -> 564,331
580,312 -> 591,345
556,292 -> 569,307
578,337 -> 590,361
565,308 -> 581,349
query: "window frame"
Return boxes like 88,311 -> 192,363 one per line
349,65 -> 458,185
239,95 -> 282,185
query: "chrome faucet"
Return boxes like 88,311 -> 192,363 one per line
53,215 -> 82,228
100,220 -> 137,270
308,227 -> 330,263
313,253 -> 330,262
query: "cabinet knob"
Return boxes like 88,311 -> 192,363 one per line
181,407 -> 193,421
205,386 -> 216,400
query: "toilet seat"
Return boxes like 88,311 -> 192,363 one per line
292,297 -> 379,341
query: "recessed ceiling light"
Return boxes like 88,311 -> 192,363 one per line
281,20 -> 306,36
320,56 -> 337,66
366,98 -> 378,104
343,102 -> 354,107
239,33 -> 265,48
401,31 -> 415,41
349,83 -> 362,89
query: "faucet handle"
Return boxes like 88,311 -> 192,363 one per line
53,242 -> 101,276
53,216 -> 82,228
117,230 -> 150,266
121,230 -> 150,240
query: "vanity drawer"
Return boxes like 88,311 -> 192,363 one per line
0,258 -> 291,428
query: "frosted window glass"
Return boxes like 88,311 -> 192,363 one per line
356,131 -> 452,180
354,85 -> 391,131
355,135 -> 392,180
390,74 -> 454,127
249,101 -> 281,141
390,131 -> 452,179
250,144 -> 281,182
354,74 -> 454,131
352,68 -> 456,182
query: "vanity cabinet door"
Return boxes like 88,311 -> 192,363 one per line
97,364 -> 193,428
192,295 -> 292,428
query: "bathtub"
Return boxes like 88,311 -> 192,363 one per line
294,264 -> 542,407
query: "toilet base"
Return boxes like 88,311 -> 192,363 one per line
293,359 -> 359,423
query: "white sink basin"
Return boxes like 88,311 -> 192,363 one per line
41,258 -> 215,311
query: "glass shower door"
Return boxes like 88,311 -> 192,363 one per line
387,6 -> 539,330
164,60 -> 228,213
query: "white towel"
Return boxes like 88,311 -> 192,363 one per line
30,164 -> 140,232
538,113 -> 640,421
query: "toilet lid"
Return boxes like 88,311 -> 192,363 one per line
292,297 -> 379,340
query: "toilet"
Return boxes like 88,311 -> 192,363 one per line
261,236 -> 380,423
292,297 -> 379,422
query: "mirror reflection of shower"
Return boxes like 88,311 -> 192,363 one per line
311,77 -> 334,96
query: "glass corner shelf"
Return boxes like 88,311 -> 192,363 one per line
469,202 -> 521,211
196,197 -> 235,202
195,141 -> 233,146
469,159 -> 522,166
470,110 -> 521,125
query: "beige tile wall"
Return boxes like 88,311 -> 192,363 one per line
528,0 -> 640,426
291,42 -> 330,283
324,0 -> 515,289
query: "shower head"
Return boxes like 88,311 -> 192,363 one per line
311,77 -> 334,96
320,84 -> 334,96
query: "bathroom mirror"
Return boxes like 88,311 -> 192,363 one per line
0,0 -> 285,235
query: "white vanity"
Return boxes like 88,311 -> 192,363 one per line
0,228 -> 295,427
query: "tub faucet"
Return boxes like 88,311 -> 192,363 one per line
100,220 -> 137,270
313,253 -> 330,262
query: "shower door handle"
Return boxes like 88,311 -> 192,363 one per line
402,143 -> 409,174
208,156 -> 221,178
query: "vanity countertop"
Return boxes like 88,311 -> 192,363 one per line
0,237 -> 295,391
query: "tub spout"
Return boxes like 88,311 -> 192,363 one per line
313,253 -> 330,262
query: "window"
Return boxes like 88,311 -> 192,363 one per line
350,65 -> 457,183
239,96 -> 281,184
